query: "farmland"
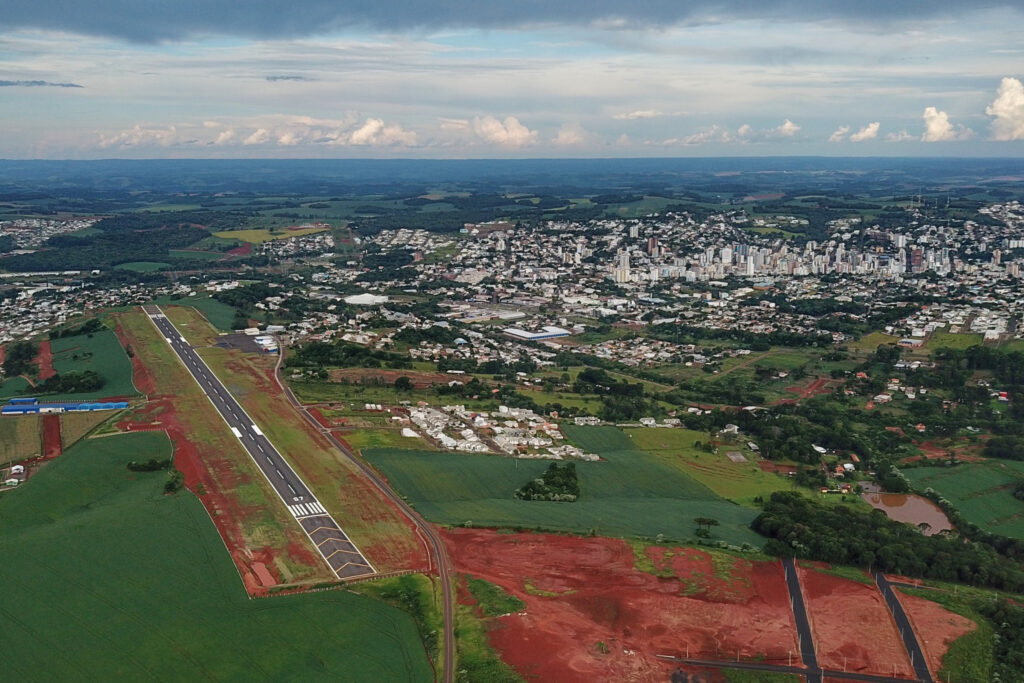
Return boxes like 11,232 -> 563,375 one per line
0,415 -> 41,464
213,226 -> 327,243
49,329 -> 139,400
365,425 -> 762,546
623,427 -> 792,505
903,461 -> 1024,539
0,430 -> 432,681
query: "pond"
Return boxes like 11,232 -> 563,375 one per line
861,493 -> 953,535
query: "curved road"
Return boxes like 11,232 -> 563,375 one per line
273,347 -> 455,683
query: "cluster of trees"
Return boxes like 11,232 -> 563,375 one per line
394,325 -> 458,346
514,462 -> 579,502
984,436 -> 1024,461
753,491 -> 1024,592
572,367 -> 644,397
50,318 -> 103,339
978,600 -> 1024,681
213,282 -> 275,310
0,235 -> 15,253
3,225 -> 208,272
286,340 -> 411,370
2,340 -> 36,377
31,371 -> 104,395
126,458 -> 172,472
649,322 -> 833,350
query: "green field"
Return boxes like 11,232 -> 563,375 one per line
167,249 -> 227,261
213,227 -> 327,243
114,261 -> 172,272
0,374 -> 31,399
0,431 -> 432,681
151,296 -> 239,331
927,331 -> 985,350
623,427 -> 792,505
49,329 -> 140,400
0,415 -> 41,464
365,425 -> 762,546
903,461 -> 1024,538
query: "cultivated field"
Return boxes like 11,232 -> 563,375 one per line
0,415 -> 41,464
49,329 -> 139,400
623,427 -> 792,505
366,425 -> 763,546
0,431 -> 432,681
903,461 -> 1024,538
212,226 -> 327,243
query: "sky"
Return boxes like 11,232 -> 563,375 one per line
1,1 -> 1024,159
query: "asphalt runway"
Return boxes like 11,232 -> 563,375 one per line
143,305 -> 374,580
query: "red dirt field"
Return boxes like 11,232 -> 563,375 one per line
442,528 -> 799,682
798,565 -> 913,678
777,377 -> 838,403
41,414 -> 62,459
35,340 -> 56,381
895,589 -> 976,678
227,242 -> 252,256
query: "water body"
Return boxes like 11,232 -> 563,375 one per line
862,493 -> 953,535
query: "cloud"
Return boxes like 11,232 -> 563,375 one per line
886,130 -> 914,142
613,110 -> 664,120
986,76 -> 1024,140
921,106 -> 973,141
737,124 -> 752,137
98,124 -> 178,148
243,128 -> 271,145
775,119 -> 801,137
849,121 -> 880,142
346,117 -> 417,146
265,75 -> 314,82
0,79 -> 82,88
554,122 -> 587,146
828,125 -> 851,142
2,2 -> 1017,42
472,116 -> 537,147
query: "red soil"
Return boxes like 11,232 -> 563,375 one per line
41,414 -> 62,459
0,345 -> 5,365
798,565 -> 913,677
227,242 -> 253,256
35,340 -> 56,381
442,528 -> 799,682
758,461 -> 798,475
895,589 -> 976,678
307,407 -> 333,429
781,378 -> 836,401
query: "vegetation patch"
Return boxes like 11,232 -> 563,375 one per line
514,462 -> 579,502
465,576 -> 526,617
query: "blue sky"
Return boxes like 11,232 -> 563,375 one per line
1,1 -> 1023,158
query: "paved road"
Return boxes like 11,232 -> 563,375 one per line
875,572 -> 934,683
143,306 -> 374,580
782,557 -> 823,683
273,348 -> 456,683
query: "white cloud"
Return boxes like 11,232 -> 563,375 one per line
828,125 -> 850,142
438,117 -> 469,131
98,124 -> 179,148
554,122 -> 586,146
921,106 -> 973,141
214,128 -> 235,145
613,109 -> 664,120
886,130 -> 914,142
986,76 -> 1024,140
243,128 -> 271,145
472,115 -> 536,147
776,119 -> 801,137
849,121 -> 880,142
736,124 -> 752,137
346,117 -> 417,146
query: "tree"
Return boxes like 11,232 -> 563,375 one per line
394,376 -> 413,391
694,517 -> 720,533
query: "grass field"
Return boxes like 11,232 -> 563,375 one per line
927,331 -> 985,350
623,427 -> 792,505
903,461 -> 1024,538
213,226 -> 327,243
60,409 -> 117,447
0,374 -> 31,399
167,249 -> 227,261
0,415 -> 41,464
152,296 -> 238,331
847,331 -> 901,354
0,431 -> 432,681
49,329 -> 140,400
114,261 -> 171,272
365,425 -> 762,546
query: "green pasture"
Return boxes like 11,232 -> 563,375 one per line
0,431 -> 432,681
49,329 -> 139,400
903,461 -> 1024,539
114,261 -> 172,272
364,425 -> 762,546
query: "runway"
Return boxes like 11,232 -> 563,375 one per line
143,305 -> 374,580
